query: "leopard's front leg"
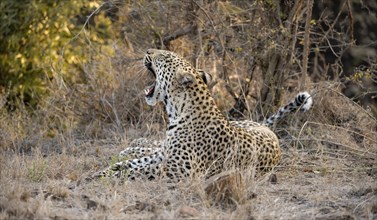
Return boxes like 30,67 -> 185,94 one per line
94,151 -> 165,180
119,138 -> 162,159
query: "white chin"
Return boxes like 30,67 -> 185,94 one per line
145,97 -> 157,106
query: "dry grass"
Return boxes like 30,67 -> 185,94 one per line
1,79 -> 376,219
1,54 -> 376,220
1,2 -> 377,219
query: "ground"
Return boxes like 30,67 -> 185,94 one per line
0,88 -> 376,220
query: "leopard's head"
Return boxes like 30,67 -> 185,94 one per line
143,49 -> 208,106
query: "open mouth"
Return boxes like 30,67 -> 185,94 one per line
144,82 -> 155,98
144,60 -> 156,98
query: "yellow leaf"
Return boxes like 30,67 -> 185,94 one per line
89,2 -> 100,8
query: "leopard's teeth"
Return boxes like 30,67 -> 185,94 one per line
144,89 -> 149,95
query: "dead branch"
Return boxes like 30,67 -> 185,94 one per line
162,23 -> 197,48
346,0 -> 354,43
301,0 -> 313,90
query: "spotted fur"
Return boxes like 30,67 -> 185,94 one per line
94,49 -> 312,181
264,92 -> 312,126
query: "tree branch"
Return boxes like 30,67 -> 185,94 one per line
162,23 -> 197,47
301,0 -> 313,90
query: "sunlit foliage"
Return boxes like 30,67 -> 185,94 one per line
0,0 -> 115,108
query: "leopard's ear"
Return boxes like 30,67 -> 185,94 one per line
197,69 -> 212,85
176,67 -> 196,87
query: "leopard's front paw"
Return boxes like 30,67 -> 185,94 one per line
93,162 -> 124,179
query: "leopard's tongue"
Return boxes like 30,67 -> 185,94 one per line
144,82 -> 155,97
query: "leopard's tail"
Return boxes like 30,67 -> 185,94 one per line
264,92 -> 313,126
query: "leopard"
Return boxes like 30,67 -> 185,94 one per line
94,49 -> 313,181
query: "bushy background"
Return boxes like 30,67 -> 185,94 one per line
0,1 -> 376,219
